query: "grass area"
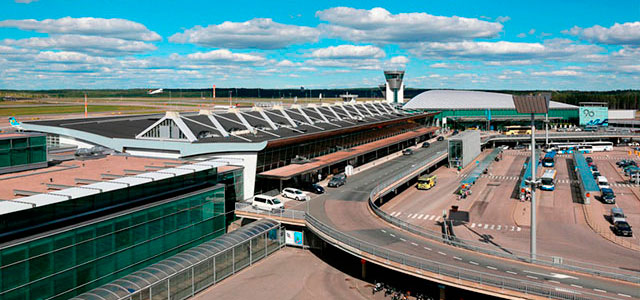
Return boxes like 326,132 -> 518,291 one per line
0,105 -> 157,116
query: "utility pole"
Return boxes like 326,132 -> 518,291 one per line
530,113 -> 537,261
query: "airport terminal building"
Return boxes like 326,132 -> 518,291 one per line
22,101 -> 438,198
403,90 -> 580,130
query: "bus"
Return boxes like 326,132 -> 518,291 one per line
542,151 -> 557,167
504,125 -> 532,135
578,144 -> 593,154
540,169 -> 557,191
549,142 -> 579,154
583,141 -> 613,152
417,174 -> 437,190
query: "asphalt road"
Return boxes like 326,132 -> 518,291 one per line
307,140 -> 640,299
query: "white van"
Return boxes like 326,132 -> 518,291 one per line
597,176 -> 610,190
251,195 -> 284,212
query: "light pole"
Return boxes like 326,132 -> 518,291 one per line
513,94 -> 549,261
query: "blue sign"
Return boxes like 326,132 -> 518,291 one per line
579,107 -> 608,126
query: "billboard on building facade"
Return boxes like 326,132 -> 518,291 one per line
579,106 -> 608,126
285,230 -> 304,246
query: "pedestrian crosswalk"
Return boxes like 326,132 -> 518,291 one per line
469,223 -> 522,232
504,151 -> 631,161
388,211 -> 443,222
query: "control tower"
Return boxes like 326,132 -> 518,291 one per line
384,70 -> 405,104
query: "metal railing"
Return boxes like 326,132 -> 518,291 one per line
367,155 -> 640,284
305,214 -> 622,300
235,202 -> 306,220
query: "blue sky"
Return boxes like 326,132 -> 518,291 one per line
0,0 -> 639,90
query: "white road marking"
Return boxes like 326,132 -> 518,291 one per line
548,280 -> 560,284
517,227 -> 521,232
526,275 -> 538,279
555,287 -> 580,294
423,214 -> 430,220
506,271 -> 517,275
429,215 -> 436,221
399,238 -> 407,242
417,214 -> 424,219
469,261 -> 479,265
437,251 -> 447,256
550,273 -> 578,280
380,229 -> 386,233
486,266 -> 498,270
390,234 -> 396,237
490,225 -> 495,230
497,225 -> 501,230
453,256 -> 462,261
618,293 -> 631,298
411,242 -> 418,246
477,223 -> 483,227
423,246 -> 432,251
391,211 -> 397,216
484,224 -> 489,229
511,226 -> 515,231
435,216 -> 442,221
411,214 -> 418,219
471,223 -> 476,228
407,214 -> 413,218
593,289 -> 606,293
570,284 -> 582,288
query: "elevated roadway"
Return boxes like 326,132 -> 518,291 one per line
305,140 -> 640,299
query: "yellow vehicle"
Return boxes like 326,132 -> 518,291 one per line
417,174 -> 437,190
504,125 -> 532,135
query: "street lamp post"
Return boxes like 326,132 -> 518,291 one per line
513,94 -> 549,262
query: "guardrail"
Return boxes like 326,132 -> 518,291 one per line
235,202 -> 306,220
305,214 -> 621,300
367,152 -> 640,284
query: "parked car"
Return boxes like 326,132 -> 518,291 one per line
452,130 -> 459,136
402,148 -> 414,155
597,176 -> 610,190
592,171 -> 601,179
613,221 -> 633,237
600,188 -> 616,204
606,127 -> 617,132
281,187 -> 310,201
437,136 -> 445,141
328,173 -> 347,187
422,142 -> 431,148
251,195 -> 284,212
303,183 -> 325,194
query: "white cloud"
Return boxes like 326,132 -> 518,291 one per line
15,0 -> 38,3
35,51 -> 115,64
529,29 -> 536,35
316,7 -> 502,43
517,33 -> 526,38
565,22 -> 640,45
496,16 -> 511,23
308,45 -> 385,59
275,59 -> 299,67
0,17 -> 160,41
429,62 -> 469,69
185,49 -> 265,63
169,18 -> 319,49
532,70 -> 582,76
4,34 -> 157,56
409,39 -> 602,62
389,56 -> 409,64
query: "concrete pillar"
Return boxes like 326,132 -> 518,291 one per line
360,259 -> 367,279
439,284 -> 446,300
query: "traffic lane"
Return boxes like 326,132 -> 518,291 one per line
322,194 -> 638,299
381,167 -> 462,231
309,144 -> 640,298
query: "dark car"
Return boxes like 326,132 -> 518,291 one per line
600,188 -> 615,204
585,157 -> 593,164
422,142 -> 430,148
402,148 -> 413,155
304,183 -> 325,194
452,130 -> 459,136
328,173 -> 347,188
613,221 -> 633,237
437,136 -> 445,141
592,171 -> 601,179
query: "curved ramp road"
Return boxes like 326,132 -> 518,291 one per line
307,140 -> 640,299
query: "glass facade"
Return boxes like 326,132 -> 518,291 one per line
0,167 -> 219,239
0,135 -> 46,170
434,108 -> 579,130
256,120 -> 427,174
0,185 -> 227,300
